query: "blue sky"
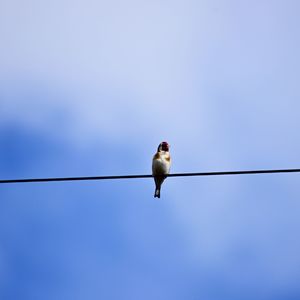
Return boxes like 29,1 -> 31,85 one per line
1,0 -> 300,299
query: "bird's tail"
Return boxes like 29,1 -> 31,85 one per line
154,177 -> 165,199
154,188 -> 161,198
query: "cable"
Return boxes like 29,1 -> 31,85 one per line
0,168 -> 300,184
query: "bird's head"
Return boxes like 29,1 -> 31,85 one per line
157,141 -> 170,152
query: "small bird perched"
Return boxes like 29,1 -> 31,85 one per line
152,141 -> 171,198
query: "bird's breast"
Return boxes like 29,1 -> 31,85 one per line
152,155 -> 171,175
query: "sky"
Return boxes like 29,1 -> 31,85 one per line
1,0 -> 300,299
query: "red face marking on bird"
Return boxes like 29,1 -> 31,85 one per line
160,141 -> 169,152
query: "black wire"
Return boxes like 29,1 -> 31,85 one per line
0,168 -> 300,184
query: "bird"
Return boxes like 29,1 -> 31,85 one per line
152,141 -> 171,198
